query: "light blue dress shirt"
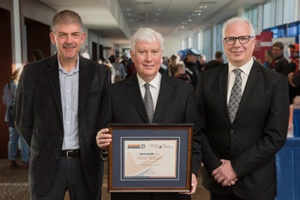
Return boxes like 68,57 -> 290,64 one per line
58,56 -> 80,150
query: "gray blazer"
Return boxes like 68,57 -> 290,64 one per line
14,55 -> 111,195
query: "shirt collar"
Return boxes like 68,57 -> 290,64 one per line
228,58 -> 253,76
137,72 -> 161,89
58,54 -> 80,74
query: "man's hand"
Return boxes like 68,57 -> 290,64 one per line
181,173 -> 197,195
96,128 -> 111,151
288,72 -> 296,87
211,159 -> 238,187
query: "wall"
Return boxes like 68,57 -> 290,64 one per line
163,38 -> 181,58
0,7 -> 13,158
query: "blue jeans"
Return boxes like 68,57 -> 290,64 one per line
8,126 -> 29,162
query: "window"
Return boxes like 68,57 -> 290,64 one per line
283,0 -> 295,23
263,2 -> 271,29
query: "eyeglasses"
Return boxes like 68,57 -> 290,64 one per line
224,36 -> 254,45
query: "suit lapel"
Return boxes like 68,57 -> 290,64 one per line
46,55 -> 63,126
153,74 -> 174,122
218,64 -> 231,124
126,74 -> 149,122
234,62 -> 261,122
78,57 -> 93,126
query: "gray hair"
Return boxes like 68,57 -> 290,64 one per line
130,28 -> 164,53
52,10 -> 83,33
222,17 -> 255,39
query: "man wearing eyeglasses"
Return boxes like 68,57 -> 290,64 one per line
196,17 -> 289,200
270,42 -> 289,76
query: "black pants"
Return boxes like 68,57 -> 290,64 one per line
31,157 -> 100,200
210,192 -> 275,200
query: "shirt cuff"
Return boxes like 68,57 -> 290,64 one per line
100,149 -> 108,161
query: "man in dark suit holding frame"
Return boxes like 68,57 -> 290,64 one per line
96,27 -> 202,200
196,17 -> 289,200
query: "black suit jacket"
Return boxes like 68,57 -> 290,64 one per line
196,61 -> 289,198
14,55 -> 111,195
99,73 -> 202,200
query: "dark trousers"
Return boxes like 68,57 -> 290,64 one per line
31,157 -> 100,200
210,192 -> 275,200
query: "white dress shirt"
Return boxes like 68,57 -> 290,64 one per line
227,58 -> 253,103
137,72 -> 162,111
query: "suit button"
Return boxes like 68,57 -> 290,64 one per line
230,130 -> 234,133
56,156 -> 59,159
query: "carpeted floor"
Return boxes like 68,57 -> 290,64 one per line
0,159 -> 209,200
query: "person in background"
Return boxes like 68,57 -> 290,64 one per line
112,56 -> 126,82
103,58 -> 116,84
33,49 -> 44,61
287,44 -> 300,103
288,43 -> 299,73
204,51 -> 224,71
2,67 -> 29,169
172,61 -> 191,83
264,49 -> 274,68
196,17 -> 289,200
270,42 -> 289,76
14,10 -> 110,199
198,54 -> 207,72
97,58 -> 103,65
96,27 -> 202,200
184,48 -> 200,89
165,54 -> 179,77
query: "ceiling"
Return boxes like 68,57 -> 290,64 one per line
40,0 -> 268,45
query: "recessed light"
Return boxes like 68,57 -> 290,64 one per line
128,13 -> 132,16
156,13 -> 160,16
200,6 -> 203,8
127,8 -> 131,11
195,10 -> 198,12
204,6 -> 207,8
154,19 -> 158,22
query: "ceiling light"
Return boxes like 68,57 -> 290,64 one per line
204,6 -> 207,8
156,13 -> 160,16
195,10 -> 198,12
127,8 -> 131,11
154,19 -> 158,22
200,6 -> 203,8
158,8 -> 161,11
128,13 -> 132,16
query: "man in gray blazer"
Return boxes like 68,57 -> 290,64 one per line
14,10 -> 110,199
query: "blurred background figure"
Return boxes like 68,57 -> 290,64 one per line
32,49 -> 44,61
80,51 -> 90,59
97,58 -> 103,64
112,56 -> 126,82
2,67 -> 29,169
166,54 -> 179,77
184,48 -> 200,89
103,58 -> 116,84
198,54 -> 207,72
204,51 -> 224,71
270,42 -> 289,76
264,49 -> 274,68
172,61 -> 191,83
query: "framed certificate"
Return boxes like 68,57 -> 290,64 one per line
108,123 -> 193,192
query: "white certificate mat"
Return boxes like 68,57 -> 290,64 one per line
123,139 -> 177,178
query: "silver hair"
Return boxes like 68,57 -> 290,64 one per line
222,17 -> 255,39
130,28 -> 164,53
